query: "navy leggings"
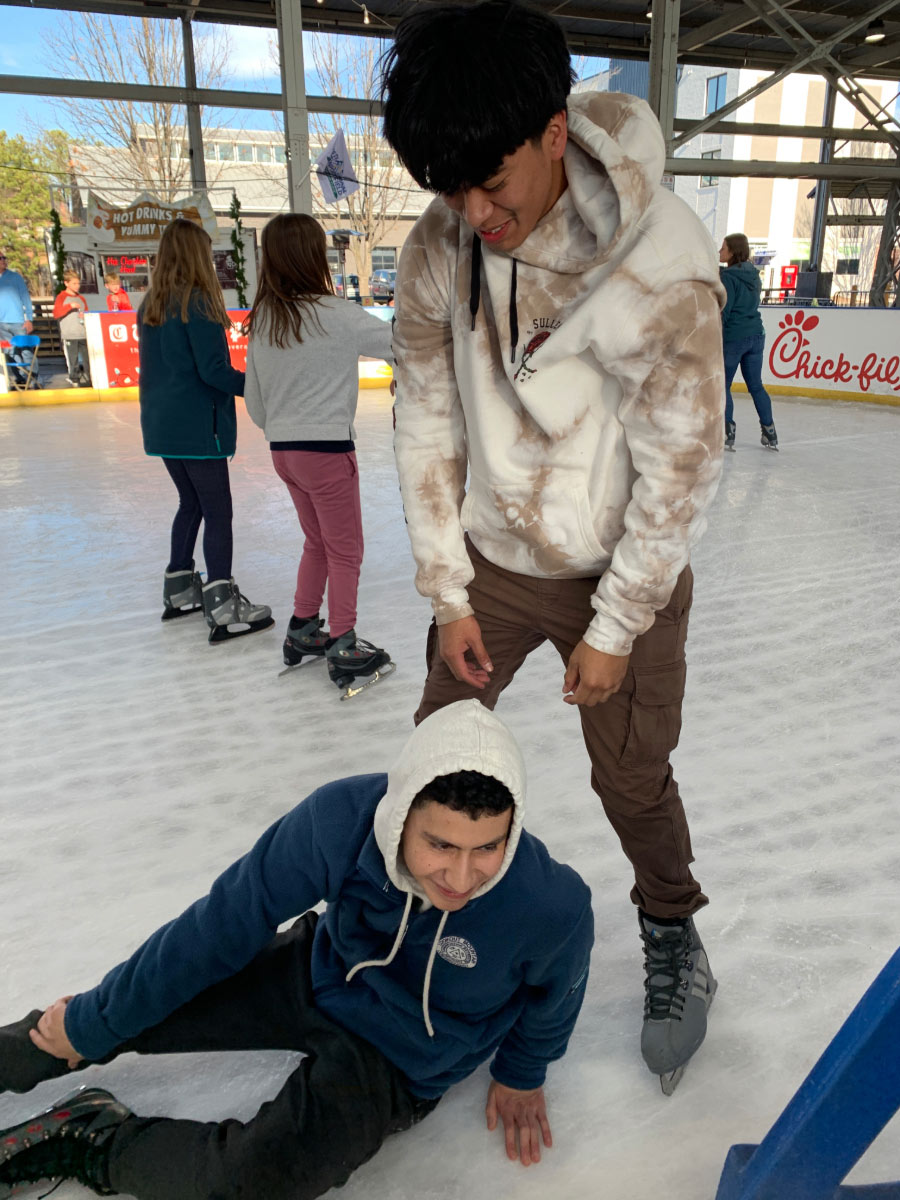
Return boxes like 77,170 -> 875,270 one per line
162,457 -> 233,583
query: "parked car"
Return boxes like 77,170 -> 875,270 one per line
332,274 -> 360,301
369,269 -> 396,302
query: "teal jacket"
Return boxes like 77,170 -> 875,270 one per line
720,262 -> 764,343
138,295 -> 245,458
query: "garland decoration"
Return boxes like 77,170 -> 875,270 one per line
49,208 -> 66,294
229,192 -> 249,308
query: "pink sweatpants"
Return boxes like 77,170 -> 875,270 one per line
270,450 -> 363,638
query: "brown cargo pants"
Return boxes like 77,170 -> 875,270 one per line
415,539 -> 707,919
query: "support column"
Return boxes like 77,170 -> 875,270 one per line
870,177 -> 900,307
277,0 -> 313,214
808,83 -> 835,271
647,0 -> 681,148
181,15 -> 207,194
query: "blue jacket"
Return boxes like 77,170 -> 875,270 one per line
64,701 -> 593,1099
721,262 -> 764,342
138,294 -> 245,458
0,268 -> 32,324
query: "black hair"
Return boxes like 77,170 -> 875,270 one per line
411,770 -> 515,820
381,0 -> 575,194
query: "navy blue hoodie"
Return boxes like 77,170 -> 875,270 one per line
64,701 -> 593,1099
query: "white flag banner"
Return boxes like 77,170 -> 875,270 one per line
314,130 -> 360,204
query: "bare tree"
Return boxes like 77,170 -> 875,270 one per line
42,13 -> 231,202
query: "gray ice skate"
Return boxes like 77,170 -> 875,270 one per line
202,578 -> 274,644
279,615 -> 328,676
639,911 -> 716,1095
325,629 -> 396,700
725,421 -> 736,452
161,561 -> 203,621
760,423 -> 779,451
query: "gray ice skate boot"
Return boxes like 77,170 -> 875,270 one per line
279,614 -> 328,676
325,629 -> 395,700
202,578 -> 274,644
760,423 -> 779,451
639,911 -> 716,1095
0,1085 -> 132,1195
161,560 -> 203,621
725,421 -> 736,452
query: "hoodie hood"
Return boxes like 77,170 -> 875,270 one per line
723,260 -> 762,296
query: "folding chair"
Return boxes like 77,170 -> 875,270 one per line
0,334 -> 41,390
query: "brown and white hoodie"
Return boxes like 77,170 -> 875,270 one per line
392,91 -> 726,657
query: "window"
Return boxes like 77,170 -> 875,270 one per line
237,144 -> 254,162
835,258 -> 860,275
218,143 -> 234,161
204,142 -> 217,161
274,145 -> 287,164
700,150 -> 721,187
377,151 -> 395,168
706,73 -> 727,115
256,144 -> 274,163
371,247 -> 397,272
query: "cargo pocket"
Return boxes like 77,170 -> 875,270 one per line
619,659 -> 687,766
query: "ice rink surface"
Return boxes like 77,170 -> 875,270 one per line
2,390 -> 900,1199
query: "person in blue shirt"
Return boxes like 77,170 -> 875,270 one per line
0,250 -> 41,388
0,700 -> 594,1199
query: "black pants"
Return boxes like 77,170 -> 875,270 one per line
0,915 -> 437,1200
63,338 -> 91,384
162,457 -> 233,583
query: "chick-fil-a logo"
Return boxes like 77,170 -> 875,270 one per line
769,311 -> 900,393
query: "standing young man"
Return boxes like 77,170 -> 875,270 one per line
383,0 -> 725,1092
0,701 -> 593,1198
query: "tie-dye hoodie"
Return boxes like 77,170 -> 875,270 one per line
392,91 -> 726,656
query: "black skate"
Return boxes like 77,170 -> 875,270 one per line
0,1085 -> 132,1196
202,578 -> 274,644
279,615 -> 328,677
760,423 -> 779,451
639,911 -> 716,1095
0,1010 -> 74,1096
725,421 -> 736,452
325,629 -> 396,700
161,561 -> 203,621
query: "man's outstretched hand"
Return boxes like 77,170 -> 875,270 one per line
438,616 -> 493,689
486,1080 -> 552,1166
563,641 -> 629,707
29,997 -> 83,1067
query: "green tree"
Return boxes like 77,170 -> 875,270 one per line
0,133 -> 50,288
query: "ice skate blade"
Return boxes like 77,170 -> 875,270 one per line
208,617 -> 275,644
724,445 -> 736,453
338,661 -> 396,701
161,605 -> 202,621
660,1066 -> 685,1096
278,656 -> 324,678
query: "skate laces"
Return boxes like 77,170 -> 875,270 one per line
641,925 -> 693,1022
1,1128 -> 104,1193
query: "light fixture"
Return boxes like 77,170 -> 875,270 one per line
646,4 -> 653,17
363,3 -> 370,22
865,18 -> 886,43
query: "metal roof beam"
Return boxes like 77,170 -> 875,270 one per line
672,118 -> 893,142
667,156 -> 900,179
678,0 -> 802,55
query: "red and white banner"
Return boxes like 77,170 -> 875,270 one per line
86,311 -> 249,390
758,307 -> 900,400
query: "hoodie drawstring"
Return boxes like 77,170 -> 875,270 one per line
345,890 -> 414,983
468,234 -> 519,367
422,909 -> 449,1039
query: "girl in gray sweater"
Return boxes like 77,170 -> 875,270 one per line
244,214 -> 395,695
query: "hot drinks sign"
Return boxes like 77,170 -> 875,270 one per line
86,191 -> 218,243
761,308 -> 900,399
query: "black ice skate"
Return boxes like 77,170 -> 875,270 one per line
325,629 -> 396,700
725,421 -> 736,452
279,615 -> 328,677
0,1085 -> 132,1196
760,423 -> 779,451
0,1010 -> 73,1095
639,911 -> 716,1095
161,561 -> 203,621
202,579 -> 274,644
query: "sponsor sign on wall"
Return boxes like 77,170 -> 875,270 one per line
85,311 -> 248,390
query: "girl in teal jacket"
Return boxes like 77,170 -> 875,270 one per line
719,233 -> 778,452
138,219 -> 273,642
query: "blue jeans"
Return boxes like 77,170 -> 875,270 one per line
724,333 -> 773,427
0,321 -> 40,385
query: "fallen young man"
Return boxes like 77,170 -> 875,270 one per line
0,699 -> 593,1199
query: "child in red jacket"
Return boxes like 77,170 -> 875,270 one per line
105,272 -> 133,312
53,270 -> 92,386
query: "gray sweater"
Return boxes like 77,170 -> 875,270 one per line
244,297 -> 394,441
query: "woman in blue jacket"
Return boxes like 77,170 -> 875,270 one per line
720,233 -> 778,452
139,219 -> 273,641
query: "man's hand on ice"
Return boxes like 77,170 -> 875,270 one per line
438,616 -> 493,689
29,997 -> 83,1067
563,642 -> 629,706
486,1080 -> 552,1166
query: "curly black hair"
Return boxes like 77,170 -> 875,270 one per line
380,0 -> 574,194
412,770 -> 515,820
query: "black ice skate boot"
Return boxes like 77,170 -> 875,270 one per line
639,911 -> 717,1095
325,629 -> 396,700
760,423 -> 779,451
0,1086 -> 132,1196
0,1010 -> 75,1095
161,561 -> 203,621
202,578 -> 274,644
725,421 -> 736,452
279,614 -> 328,676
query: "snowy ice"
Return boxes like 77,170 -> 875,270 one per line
2,390 -> 900,1199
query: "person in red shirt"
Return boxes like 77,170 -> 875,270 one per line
105,272 -> 133,312
53,270 -> 92,386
